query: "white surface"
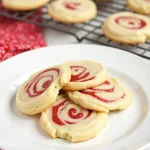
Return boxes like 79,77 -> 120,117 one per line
44,28 -> 150,62
44,29 -> 78,45
0,44 -> 150,150
44,29 -> 99,45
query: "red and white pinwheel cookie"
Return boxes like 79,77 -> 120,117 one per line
102,12 -> 150,44
62,60 -> 107,90
48,0 -> 97,23
67,78 -> 132,113
128,0 -> 150,15
2,0 -> 50,11
40,94 -> 108,142
16,65 -> 71,115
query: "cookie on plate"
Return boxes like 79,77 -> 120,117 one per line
67,78 -> 132,113
16,65 -> 71,115
128,0 -> 150,15
48,0 -> 97,23
40,94 -> 108,142
102,12 -> 150,44
62,60 -> 107,91
2,0 -> 50,11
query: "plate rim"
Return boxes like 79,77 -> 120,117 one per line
0,44 -> 149,66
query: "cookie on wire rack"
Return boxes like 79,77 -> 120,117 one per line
128,0 -> 150,15
102,12 -> 150,44
48,0 -> 97,23
2,0 -> 50,11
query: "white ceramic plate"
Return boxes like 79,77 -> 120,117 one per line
0,44 -> 150,150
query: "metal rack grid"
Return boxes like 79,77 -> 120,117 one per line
0,0 -> 150,59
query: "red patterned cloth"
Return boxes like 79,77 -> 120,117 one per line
0,16 -> 47,61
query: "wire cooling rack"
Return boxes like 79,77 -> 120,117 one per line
0,0 -> 150,59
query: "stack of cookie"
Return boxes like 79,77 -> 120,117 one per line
16,60 -> 132,143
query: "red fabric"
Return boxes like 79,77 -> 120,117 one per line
0,16 -> 47,61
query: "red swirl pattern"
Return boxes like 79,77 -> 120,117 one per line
63,1 -> 81,10
80,80 -> 125,103
115,16 -> 146,29
70,66 -> 95,82
52,98 -> 92,125
25,68 -> 59,98
142,0 -> 150,3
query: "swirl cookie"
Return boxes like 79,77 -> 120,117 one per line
16,65 -> 71,115
67,78 -> 132,113
128,0 -> 150,15
2,0 -> 50,11
62,60 -> 107,91
48,0 -> 97,23
40,94 -> 108,142
102,12 -> 150,44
